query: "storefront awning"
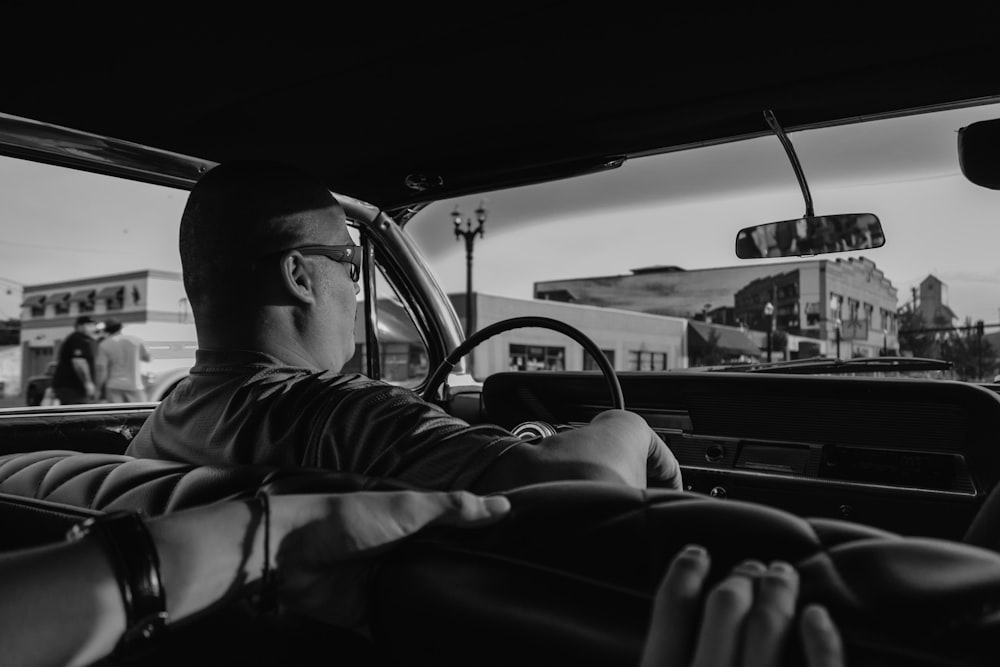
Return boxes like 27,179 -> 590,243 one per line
688,321 -> 762,358
48,291 -> 71,303
95,285 -> 124,300
20,293 -> 46,308
68,289 -> 95,303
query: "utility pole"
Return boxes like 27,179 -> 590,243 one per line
830,294 -> 842,359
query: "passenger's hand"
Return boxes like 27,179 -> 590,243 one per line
269,490 -> 511,628
639,545 -> 845,667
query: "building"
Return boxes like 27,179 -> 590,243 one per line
19,270 -> 197,385
535,256 -> 898,358
343,292 -> 766,387
913,274 -> 958,327
451,293 -> 690,379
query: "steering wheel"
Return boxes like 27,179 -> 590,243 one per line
421,317 -> 624,435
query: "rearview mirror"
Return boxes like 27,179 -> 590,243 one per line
958,118 -> 1000,189
735,213 -> 884,259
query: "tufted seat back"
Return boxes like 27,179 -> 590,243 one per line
0,450 -> 412,514
1,451 -> 999,666
372,482 -> 1000,667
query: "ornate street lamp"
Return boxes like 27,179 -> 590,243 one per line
453,202 -> 487,335
830,295 -> 842,359
763,301 -> 775,362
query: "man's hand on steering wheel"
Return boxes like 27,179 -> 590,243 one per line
588,409 -> 683,490
646,424 -> 683,491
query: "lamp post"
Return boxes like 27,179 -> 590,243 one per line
763,301 -> 774,362
453,202 -> 487,335
830,295 -> 842,359
883,325 -> 889,356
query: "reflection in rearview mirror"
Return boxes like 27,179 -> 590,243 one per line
735,213 -> 884,259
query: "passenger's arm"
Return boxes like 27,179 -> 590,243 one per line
471,409 -> 682,493
0,490 -> 510,667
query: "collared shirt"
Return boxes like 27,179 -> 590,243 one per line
126,349 -> 523,490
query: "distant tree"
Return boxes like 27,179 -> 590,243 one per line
938,318 -> 997,381
897,308 -> 946,358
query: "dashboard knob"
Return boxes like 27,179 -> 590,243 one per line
709,486 -> 727,499
705,443 -> 725,462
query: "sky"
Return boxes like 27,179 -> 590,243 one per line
405,103 -> 1000,326
1,101 -> 999,327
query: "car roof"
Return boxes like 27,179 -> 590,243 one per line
3,7 -> 1000,212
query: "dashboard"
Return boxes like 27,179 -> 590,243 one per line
479,371 -> 1000,541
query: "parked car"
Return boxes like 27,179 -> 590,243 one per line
2,7 -> 1000,666
22,361 -> 55,406
22,360 -> 189,405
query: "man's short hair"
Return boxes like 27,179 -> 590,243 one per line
75,315 -> 96,326
178,160 -> 344,312
104,319 -> 123,335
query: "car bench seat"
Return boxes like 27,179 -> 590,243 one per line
1,450 -> 999,667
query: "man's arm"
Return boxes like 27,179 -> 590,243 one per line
94,347 -> 108,390
71,358 -> 97,400
470,409 -> 682,494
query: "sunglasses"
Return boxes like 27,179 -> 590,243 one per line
278,244 -> 362,282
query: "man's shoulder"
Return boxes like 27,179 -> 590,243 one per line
66,332 -> 94,353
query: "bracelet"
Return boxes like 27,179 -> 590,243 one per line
252,490 -> 278,614
66,510 -> 168,659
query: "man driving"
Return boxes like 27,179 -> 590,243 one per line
126,160 -> 681,494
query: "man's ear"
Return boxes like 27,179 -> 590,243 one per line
278,251 -> 318,304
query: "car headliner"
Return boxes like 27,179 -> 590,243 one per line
3,7 -> 1000,214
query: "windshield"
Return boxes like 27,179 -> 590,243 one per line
2,100 -> 999,409
405,101 -> 1000,383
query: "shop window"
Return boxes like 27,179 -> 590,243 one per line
583,349 -> 615,371
805,302 -> 821,326
628,350 -> 668,371
509,344 -> 565,371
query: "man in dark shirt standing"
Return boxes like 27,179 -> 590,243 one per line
52,315 -> 99,404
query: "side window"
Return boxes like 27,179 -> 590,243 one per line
339,227 -> 430,388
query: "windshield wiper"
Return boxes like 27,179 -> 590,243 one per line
697,356 -> 953,375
